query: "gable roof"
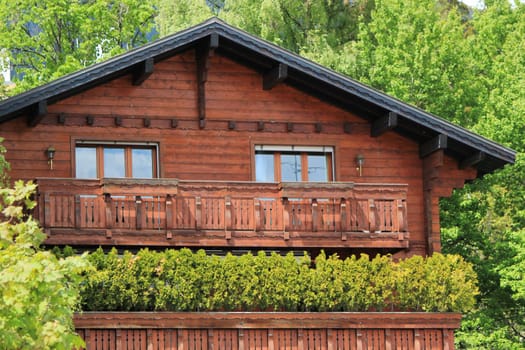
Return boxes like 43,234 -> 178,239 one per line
0,17 -> 515,176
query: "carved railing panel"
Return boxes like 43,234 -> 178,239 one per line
35,179 -> 409,238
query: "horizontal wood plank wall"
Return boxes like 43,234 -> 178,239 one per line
74,312 -> 461,350
0,51 -> 474,256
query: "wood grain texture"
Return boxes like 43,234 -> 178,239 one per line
73,312 -> 460,350
0,51 -> 475,256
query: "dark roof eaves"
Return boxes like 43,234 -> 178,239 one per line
0,17 -> 516,166
213,22 -> 516,165
0,18 -> 221,121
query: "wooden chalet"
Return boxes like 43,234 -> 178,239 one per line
0,18 -> 516,349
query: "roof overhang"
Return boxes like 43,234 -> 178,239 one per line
0,17 -> 516,176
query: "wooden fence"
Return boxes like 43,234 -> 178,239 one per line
74,312 -> 461,350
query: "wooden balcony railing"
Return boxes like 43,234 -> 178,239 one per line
74,312 -> 461,350
35,178 -> 409,249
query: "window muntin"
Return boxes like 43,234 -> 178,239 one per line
75,143 -> 157,179
255,146 -> 334,182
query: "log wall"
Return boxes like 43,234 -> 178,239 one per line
74,312 -> 461,350
0,50 -> 476,256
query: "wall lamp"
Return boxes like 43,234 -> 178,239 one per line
46,146 -> 56,170
355,154 -> 365,177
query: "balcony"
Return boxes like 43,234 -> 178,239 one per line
35,178 -> 409,249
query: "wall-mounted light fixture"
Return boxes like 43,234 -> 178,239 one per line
46,146 -> 56,170
355,154 -> 365,177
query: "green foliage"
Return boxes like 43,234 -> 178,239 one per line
0,179 -> 89,349
80,249 -> 477,313
2,0 -> 524,345
154,0 -> 213,35
442,155 -> 525,347
0,0 -> 157,94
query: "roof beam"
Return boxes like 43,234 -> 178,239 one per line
459,152 -> 485,169
196,33 -> 219,128
371,112 -> 398,137
263,63 -> 288,90
420,134 -> 448,158
27,100 -> 47,127
132,58 -> 154,86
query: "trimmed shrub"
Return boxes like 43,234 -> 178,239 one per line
78,249 -> 478,313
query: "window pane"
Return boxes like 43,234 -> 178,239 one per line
76,147 -> 97,179
132,149 -> 154,178
255,153 -> 275,182
281,153 -> 302,182
104,148 -> 125,178
308,154 -> 328,182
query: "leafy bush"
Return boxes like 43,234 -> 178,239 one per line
78,248 -> 478,313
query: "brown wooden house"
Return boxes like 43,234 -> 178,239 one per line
0,18 -> 517,349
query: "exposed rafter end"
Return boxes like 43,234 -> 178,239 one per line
460,152 -> 485,169
263,63 -> 288,90
420,134 -> 448,158
57,113 -> 66,124
132,58 -> 154,86
27,100 -> 47,127
343,122 -> 352,134
196,33 -> 219,129
371,112 -> 398,137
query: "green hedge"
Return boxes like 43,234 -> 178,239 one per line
77,248 -> 478,313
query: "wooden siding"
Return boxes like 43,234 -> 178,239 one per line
74,312 -> 461,350
0,51 -> 476,255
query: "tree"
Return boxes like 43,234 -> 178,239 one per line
153,0 -> 213,35
0,141 -> 89,349
0,0 -> 157,94
351,0 -> 482,126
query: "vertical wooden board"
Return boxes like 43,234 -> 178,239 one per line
214,329 -> 238,350
274,329 -> 298,350
174,197 -> 195,229
334,329 -> 356,350
232,198 -> 254,230
245,329 -> 268,350
162,329 -> 177,350
109,329 -> 116,350
201,197 -> 224,229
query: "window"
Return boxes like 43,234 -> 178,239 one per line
75,142 -> 158,179
255,145 -> 333,182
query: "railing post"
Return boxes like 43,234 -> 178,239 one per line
340,198 -> 347,241
282,197 -> 290,240
254,200 -> 261,232
44,193 -> 51,230
104,193 -> 113,230
166,194 -> 173,239
356,330 -> 363,350
238,329 -> 245,350
311,198 -> 318,232
368,199 -> 378,233
74,195 -> 81,229
135,196 -> 143,230
195,196 -> 202,230
398,199 -> 408,232
225,195 -> 232,240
